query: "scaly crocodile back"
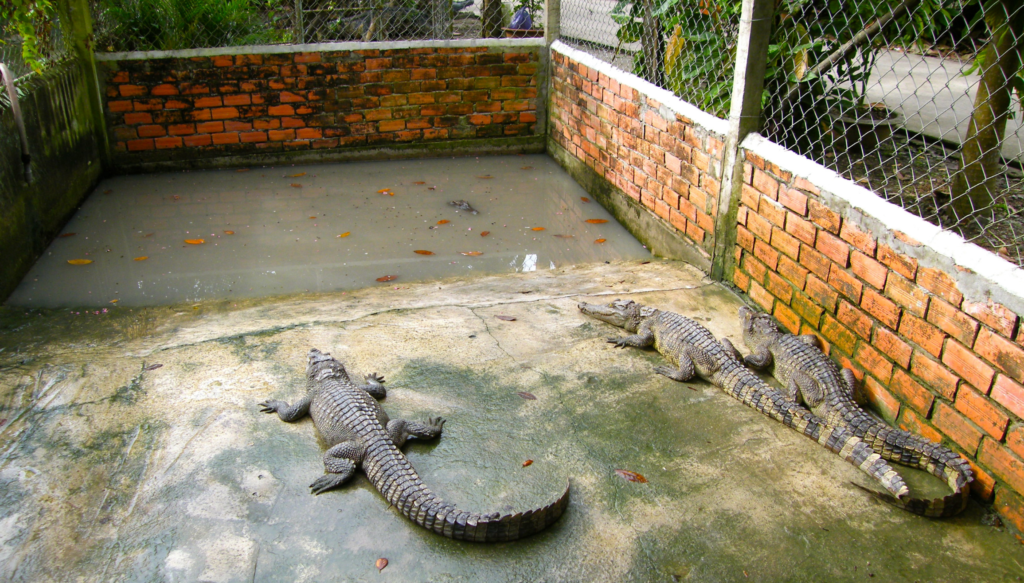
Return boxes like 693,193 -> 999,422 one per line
646,310 -> 909,499
314,376 -> 570,542
764,332 -> 972,517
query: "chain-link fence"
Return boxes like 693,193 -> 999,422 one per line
1,11 -> 71,82
561,0 -> 1024,266
89,0 -> 496,51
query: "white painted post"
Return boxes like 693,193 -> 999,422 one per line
545,0 -> 560,45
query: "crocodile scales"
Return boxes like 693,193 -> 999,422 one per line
579,299 -> 909,498
259,348 -> 570,542
739,306 -> 973,517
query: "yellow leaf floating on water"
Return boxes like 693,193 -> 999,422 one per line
585,219 -> 609,224
184,239 -> 205,245
289,172 -> 306,177
531,227 -> 545,231
477,175 -> 493,179
337,232 -> 351,238
59,232 -> 76,238
460,251 -> 483,256
412,181 -> 426,185
110,299 -> 119,303
224,230 -> 235,235
376,275 -> 398,282
437,220 -> 450,225
480,231 -> 490,237
309,216 -> 317,219
290,183 -> 302,188
615,469 -> 647,483
595,238 -> 607,244
67,259 -> 93,265
134,256 -> 148,261
414,250 -> 435,255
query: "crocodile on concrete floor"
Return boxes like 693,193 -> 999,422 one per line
259,348 -> 570,542
738,306 -> 973,517
578,299 -> 910,499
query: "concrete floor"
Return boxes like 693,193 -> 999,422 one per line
0,261 -> 1021,582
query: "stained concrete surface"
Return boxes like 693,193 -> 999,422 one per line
0,261 -> 1022,582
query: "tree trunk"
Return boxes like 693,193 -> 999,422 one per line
640,0 -> 663,86
951,1 -> 1024,223
482,0 -> 503,38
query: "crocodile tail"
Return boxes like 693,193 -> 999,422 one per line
365,443 -> 570,542
854,482 -> 970,518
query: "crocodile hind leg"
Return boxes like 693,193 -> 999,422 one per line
311,440 -> 364,494
387,417 -> 445,448
655,344 -> 720,381
259,394 -> 312,422
787,370 -> 825,409
358,373 -> 387,399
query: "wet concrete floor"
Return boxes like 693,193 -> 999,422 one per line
0,261 -> 1021,582
5,155 -> 649,308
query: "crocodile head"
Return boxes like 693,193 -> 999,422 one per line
306,348 -> 351,384
578,299 -> 644,332
739,306 -> 781,349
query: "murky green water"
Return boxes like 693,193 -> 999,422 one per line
7,155 -> 650,308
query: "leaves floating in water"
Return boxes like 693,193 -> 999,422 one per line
595,238 -> 607,244
289,172 -> 306,177
580,197 -> 590,203
224,230 -> 235,235
103,189 -> 113,194
110,299 -> 119,303
516,391 -> 536,400
309,216 -> 317,219
615,469 -> 647,483
585,219 -> 609,224
496,315 -> 517,321
184,239 -> 205,245
337,232 -> 351,238
376,275 -> 398,282
521,166 -> 532,170
412,181 -> 426,185
377,188 -> 394,196
437,220 -> 450,225
375,558 -> 388,572
427,186 -> 436,190
554,235 -> 574,239
67,259 -> 93,265
414,250 -> 435,255
134,256 -> 148,261
144,363 -> 163,371
522,459 -> 533,467
531,227 -> 545,231
480,231 -> 490,237
59,232 -> 76,238
460,251 -> 483,256
290,183 -> 302,188
236,168 -> 249,172
477,175 -> 493,179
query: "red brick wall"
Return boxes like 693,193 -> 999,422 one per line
548,49 -> 724,259
735,149 -> 1024,531
98,44 -> 542,167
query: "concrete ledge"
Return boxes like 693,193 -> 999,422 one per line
95,38 -> 546,61
548,138 -> 712,271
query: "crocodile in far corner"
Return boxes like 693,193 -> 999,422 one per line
578,298 -> 909,499
259,348 -> 569,542
739,306 -> 973,517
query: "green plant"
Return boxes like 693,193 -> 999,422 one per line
0,0 -> 57,72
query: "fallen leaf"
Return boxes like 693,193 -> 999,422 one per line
437,220 -> 450,225
289,172 -> 306,177
337,232 -> 351,238
640,261 -> 650,265
376,275 -> 398,282
477,175 -> 493,179
67,259 -> 93,265
522,459 -> 533,467
521,166 -> 532,170
554,234 -> 574,239
224,230 -> 235,235
59,232 -> 76,238
172,195 -> 180,200
291,183 -> 302,188
309,216 -> 317,219
110,299 -> 119,303
377,188 -> 392,194
496,315 -> 517,321
184,239 -> 205,245
412,181 -> 426,185
997,247 -> 1011,260
480,231 -> 490,237
460,251 -> 483,256
516,391 -> 536,400
144,363 -> 163,371
531,227 -> 545,231
615,469 -> 648,483
103,189 -> 113,194
594,238 -> 607,244
376,558 -> 388,572
581,197 -> 590,203
134,256 -> 148,261
427,186 -> 436,190
414,250 -> 435,255
236,168 -> 249,172
585,219 -> 609,224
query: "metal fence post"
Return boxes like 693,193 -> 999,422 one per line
60,0 -> 111,166
711,0 -> 774,282
545,0 -> 561,44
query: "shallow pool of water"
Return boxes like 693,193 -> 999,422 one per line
7,155 -> 651,307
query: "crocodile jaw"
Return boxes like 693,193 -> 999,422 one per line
578,299 -> 638,331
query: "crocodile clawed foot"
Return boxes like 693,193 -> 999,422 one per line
258,400 -> 278,413
310,474 -> 348,495
365,373 -> 385,384
607,338 -> 628,348
427,417 -> 446,432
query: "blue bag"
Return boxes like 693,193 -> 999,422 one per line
510,8 -> 532,30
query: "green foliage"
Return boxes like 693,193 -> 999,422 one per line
0,0 -> 57,73
95,0 -> 290,51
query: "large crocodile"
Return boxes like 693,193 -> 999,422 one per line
578,299 -> 909,498
738,306 -> 973,517
259,348 -> 570,542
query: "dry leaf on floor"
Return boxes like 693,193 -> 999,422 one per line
67,259 -> 92,265
437,220 -> 450,225
413,181 -> 426,185
309,216 -> 317,219
134,256 -> 148,261
59,232 -> 76,238
516,391 -> 536,400
376,275 -> 398,282
337,232 -> 351,238
615,469 -> 647,483
585,219 -> 608,224
375,558 -> 388,572
595,239 -> 607,244
480,231 -> 490,237
224,230 -> 235,235
236,168 -> 249,172
531,227 -> 545,231
460,251 -> 483,256
414,250 -> 435,255
496,315 -> 516,321
184,239 -> 205,245
477,175 -> 493,179
522,460 -> 533,467
109,299 -> 119,303
581,197 -> 590,203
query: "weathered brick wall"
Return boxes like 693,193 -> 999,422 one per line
548,44 -> 725,263
97,41 -> 542,168
735,137 -> 1024,530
